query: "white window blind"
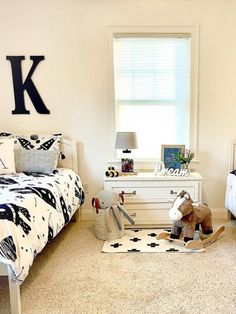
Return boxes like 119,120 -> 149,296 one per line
113,35 -> 191,159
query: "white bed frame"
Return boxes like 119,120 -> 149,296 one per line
0,138 -> 78,314
228,138 -> 236,173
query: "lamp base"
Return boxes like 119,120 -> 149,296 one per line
122,149 -> 131,154
121,158 -> 134,173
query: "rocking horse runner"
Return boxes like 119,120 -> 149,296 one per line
157,190 -> 225,249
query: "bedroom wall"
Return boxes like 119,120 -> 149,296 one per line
0,0 -> 235,217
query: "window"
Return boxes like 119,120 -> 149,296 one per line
109,26 -> 199,160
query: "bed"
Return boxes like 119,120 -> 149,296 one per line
225,138 -> 236,217
0,137 -> 84,314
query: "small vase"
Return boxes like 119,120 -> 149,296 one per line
181,163 -> 190,175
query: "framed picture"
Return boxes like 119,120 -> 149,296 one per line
121,158 -> 134,172
161,144 -> 185,170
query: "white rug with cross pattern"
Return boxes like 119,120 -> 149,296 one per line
102,228 -> 204,253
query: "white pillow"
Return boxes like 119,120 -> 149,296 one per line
0,132 -> 62,151
0,138 -> 16,174
14,133 -> 62,150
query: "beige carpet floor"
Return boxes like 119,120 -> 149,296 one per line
0,219 -> 236,314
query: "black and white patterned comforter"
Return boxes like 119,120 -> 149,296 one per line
0,168 -> 84,284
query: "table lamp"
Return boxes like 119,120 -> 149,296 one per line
115,132 -> 138,173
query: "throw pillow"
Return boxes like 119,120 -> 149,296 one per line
15,149 -> 60,173
0,132 -> 13,138
0,138 -> 16,174
15,133 -> 62,150
0,132 -> 62,150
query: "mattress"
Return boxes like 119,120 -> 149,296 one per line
0,168 -> 84,283
225,171 -> 236,217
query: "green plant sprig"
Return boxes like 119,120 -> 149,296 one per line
174,150 -> 194,164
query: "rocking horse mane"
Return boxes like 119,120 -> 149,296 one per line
173,190 -> 193,216
178,190 -> 190,199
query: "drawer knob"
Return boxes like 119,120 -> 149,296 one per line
130,213 -> 136,217
122,190 -> 136,196
170,190 -> 178,195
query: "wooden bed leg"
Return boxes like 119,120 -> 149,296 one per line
8,277 -> 21,314
71,209 -> 81,222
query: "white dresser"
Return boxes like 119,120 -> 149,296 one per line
104,172 -> 203,227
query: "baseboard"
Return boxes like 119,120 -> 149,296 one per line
80,209 -> 94,221
211,208 -> 229,220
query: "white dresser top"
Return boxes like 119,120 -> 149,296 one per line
104,171 -> 203,182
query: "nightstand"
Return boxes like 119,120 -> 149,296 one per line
104,172 -> 203,227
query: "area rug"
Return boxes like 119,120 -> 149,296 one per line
102,228 -> 205,253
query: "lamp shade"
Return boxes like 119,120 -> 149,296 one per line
115,132 -> 138,151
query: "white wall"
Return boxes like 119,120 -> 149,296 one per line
0,0 -> 235,215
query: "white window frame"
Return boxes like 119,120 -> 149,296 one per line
106,25 -> 199,168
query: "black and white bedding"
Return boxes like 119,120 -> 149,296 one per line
225,170 -> 236,217
0,168 -> 84,284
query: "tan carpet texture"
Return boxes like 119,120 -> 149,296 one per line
0,219 -> 236,314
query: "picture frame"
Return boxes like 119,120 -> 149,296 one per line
121,158 -> 134,172
161,144 -> 185,170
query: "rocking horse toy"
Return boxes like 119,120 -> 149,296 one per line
157,190 -> 225,249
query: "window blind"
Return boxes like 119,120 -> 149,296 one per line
113,35 -> 191,159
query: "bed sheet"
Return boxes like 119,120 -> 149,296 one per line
225,172 -> 236,217
0,168 -> 84,283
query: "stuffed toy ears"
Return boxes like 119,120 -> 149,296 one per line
119,192 -> 124,205
177,190 -> 182,197
184,193 -> 190,200
92,191 -> 124,211
92,197 -> 100,213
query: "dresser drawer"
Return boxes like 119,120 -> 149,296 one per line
125,208 -> 171,225
112,185 -> 196,203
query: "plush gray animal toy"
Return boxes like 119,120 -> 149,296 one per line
92,189 -> 135,232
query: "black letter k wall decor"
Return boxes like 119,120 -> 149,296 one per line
6,55 -> 50,114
